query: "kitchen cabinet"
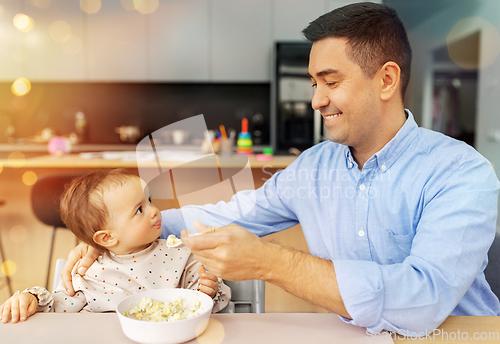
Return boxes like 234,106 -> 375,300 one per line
21,0 -> 85,81
211,0 -> 272,82
272,0 -> 326,42
0,0 -> 24,81
149,0 -> 209,82
86,1 -> 148,81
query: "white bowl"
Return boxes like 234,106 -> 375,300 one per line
116,289 -> 213,344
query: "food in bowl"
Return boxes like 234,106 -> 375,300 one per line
116,289 -> 213,344
122,295 -> 203,322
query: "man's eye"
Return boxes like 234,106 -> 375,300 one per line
135,206 -> 143,215
326,82 -> 336,87
311,84 -> 317,88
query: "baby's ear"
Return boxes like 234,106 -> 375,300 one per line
93,230 -> 117,248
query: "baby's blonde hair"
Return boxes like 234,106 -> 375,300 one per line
60,168 -> 139,250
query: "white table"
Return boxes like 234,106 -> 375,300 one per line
0,313 -> 393,344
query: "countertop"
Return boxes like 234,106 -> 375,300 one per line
1,313 -> 499,344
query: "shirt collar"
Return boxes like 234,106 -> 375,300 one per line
344,109 -> 418,172
373,109 -> 418,172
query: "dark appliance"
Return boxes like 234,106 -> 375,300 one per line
271,42 -> 324,153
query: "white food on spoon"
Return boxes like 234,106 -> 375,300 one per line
166,233 -> 202,248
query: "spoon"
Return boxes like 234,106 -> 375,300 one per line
166,232 -> 203,248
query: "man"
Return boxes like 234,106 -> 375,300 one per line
62,2 -> 500,336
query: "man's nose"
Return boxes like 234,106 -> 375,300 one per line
311,87 -> 329,110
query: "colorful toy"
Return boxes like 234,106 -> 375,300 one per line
236,118 -> 253,155
256,147 -> 274,161
48,136 -> 72,156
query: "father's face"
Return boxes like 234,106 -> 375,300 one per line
308,37 -> 382,150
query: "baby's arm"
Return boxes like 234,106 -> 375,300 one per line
181,255 -> 231,313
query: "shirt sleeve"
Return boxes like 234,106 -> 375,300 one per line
23,283 -> 89,313
179,254 -> 231,313
334,158 -> 500,336
160,167 -> 300,238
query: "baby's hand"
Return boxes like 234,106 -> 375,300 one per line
0,292 -> 38,324
197,265 -> 218,298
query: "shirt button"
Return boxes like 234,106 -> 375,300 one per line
359,183 -> 365,191
381,164 -> 387,171
358,230 -> 365,237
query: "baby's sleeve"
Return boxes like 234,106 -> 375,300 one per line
179,254 -> 231,313
22,282 -> 89,313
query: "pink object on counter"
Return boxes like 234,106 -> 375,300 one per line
256,154 -> 273,161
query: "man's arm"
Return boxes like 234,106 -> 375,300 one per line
181,222 -> 351,318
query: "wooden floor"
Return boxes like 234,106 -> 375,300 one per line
0,166 -> 327,313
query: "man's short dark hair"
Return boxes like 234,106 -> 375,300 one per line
302,2 -> 412,100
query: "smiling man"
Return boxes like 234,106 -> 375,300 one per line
63,2 -> 500,336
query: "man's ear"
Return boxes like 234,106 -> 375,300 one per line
379,61 -> 401,101
93,230 -> 117,248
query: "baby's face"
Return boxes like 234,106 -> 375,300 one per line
103,176 -> 162,254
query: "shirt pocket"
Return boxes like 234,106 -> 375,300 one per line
386,229 -> 415,264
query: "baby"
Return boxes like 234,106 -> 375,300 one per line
0,168 -> 230,323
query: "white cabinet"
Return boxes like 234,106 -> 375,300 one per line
149,0 -> 209,82
86,1 -> 148,81
0,0 -> 25,81
273,0 -> 326,42
22,0 -> 85,81
211,0 -> 272,82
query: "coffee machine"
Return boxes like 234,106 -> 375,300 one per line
271,42 -> 325,153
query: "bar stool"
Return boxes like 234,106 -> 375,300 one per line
0,199 -> 13,296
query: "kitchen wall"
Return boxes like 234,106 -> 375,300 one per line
0,82 -> 270,145
0,0 -> 365,148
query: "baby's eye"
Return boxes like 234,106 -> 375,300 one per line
148,197 -> 152,204
311,83 -> 317,88
135,206 -> 143,215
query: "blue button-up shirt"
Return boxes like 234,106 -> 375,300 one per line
161,110 -> 500,335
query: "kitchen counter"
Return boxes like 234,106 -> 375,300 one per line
0,152 -> 296,169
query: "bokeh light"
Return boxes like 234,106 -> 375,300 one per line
7,151 -> 26,168
13,13 -> 30,29
22,171 -> 38,186
62,35 -> 83,54
49,20 -> 72,43
0,162 -> 3,174
80,0 -> 101,14
447,17 -> 500,70
9,225 -> 28,244
29,0 -> 52,9
0,260 -> 17,277
120,0 -> 135,11
196,318 -> 225,344
133,0 -> 159,14
11,77 -> 32,96
13,13 -> 35,32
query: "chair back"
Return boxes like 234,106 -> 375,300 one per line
485,232 -> 500,299
220,279 -> 265,313
31,173 -> 85,228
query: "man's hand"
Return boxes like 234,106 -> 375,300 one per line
182,221 -> 350,318
62,242 -> 101,296
181,221 -> 268,281
0,293 -> 37,324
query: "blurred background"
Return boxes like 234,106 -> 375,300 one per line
0,0 -> 499,308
